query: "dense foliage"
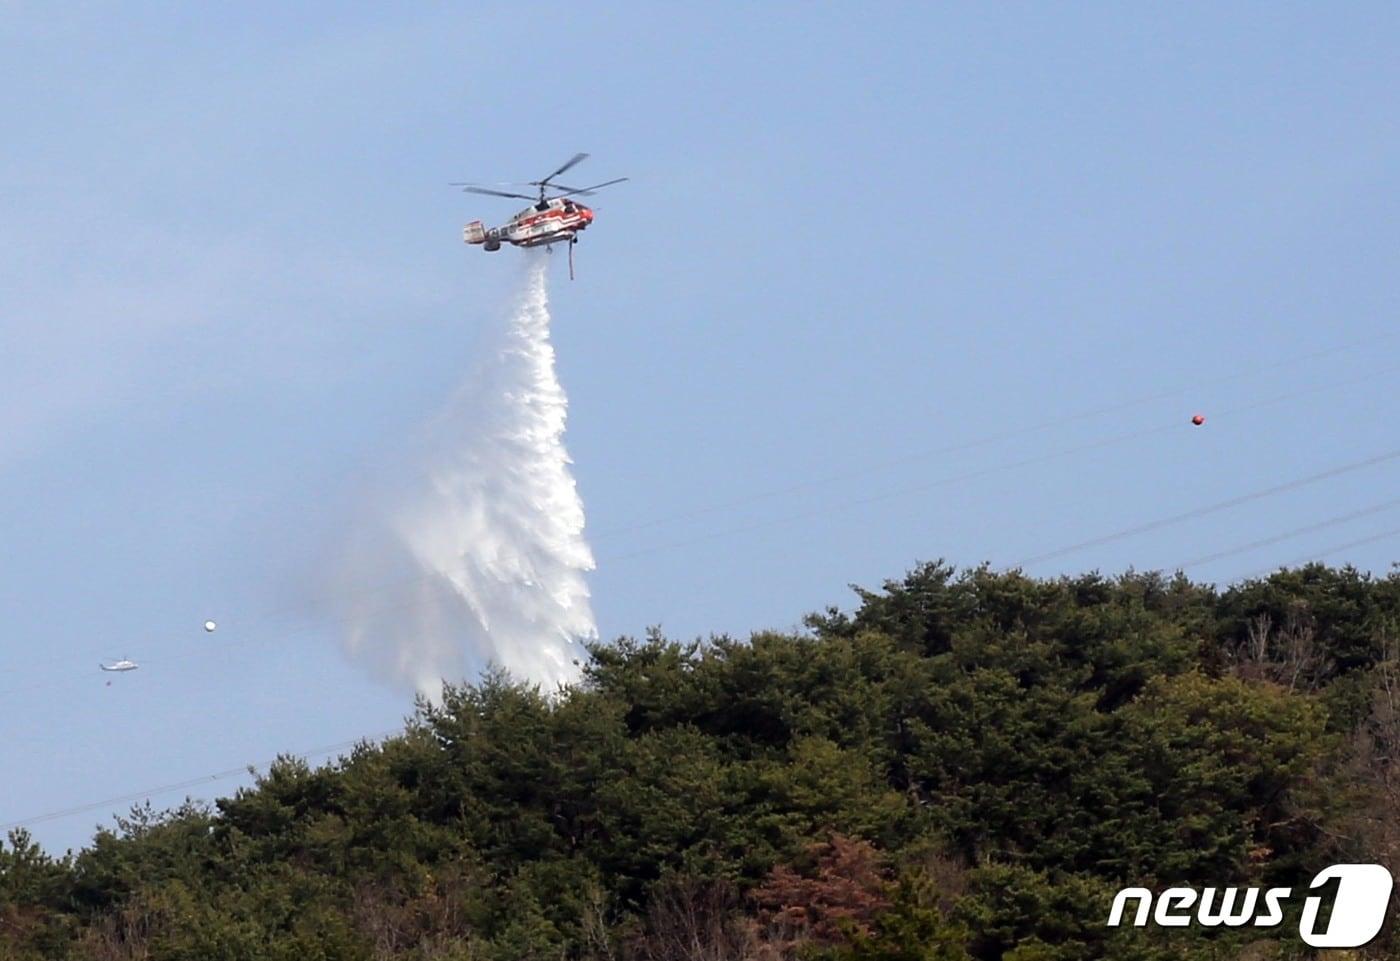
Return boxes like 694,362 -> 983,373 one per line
5,562 -> 1400,960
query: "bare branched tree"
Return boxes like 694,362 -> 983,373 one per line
1278,614 -> 1319,693
352,862 -> 475,961
630,877 -> 757,961
1236,612 -> 1321,692
579,880 -> 618,961
1334,631 -> 1400,951
75,898 -> 157,961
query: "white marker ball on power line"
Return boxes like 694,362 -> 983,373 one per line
203,620 -> 217,633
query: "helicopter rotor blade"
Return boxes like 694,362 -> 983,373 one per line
548,177 -> 629,199
532,152 -> 589,188
456,185 -> 539,201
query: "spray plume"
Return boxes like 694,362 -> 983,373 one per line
335,256 -> 595,698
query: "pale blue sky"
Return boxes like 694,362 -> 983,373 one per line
3,3 -> 1399,852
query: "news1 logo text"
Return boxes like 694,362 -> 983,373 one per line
1107,864 -> 1394,948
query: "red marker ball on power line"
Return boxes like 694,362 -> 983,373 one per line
1191,413 -> 1205,426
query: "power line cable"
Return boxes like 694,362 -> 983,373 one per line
1172,496 -> 1400,571
1239,528 -> 1400,581
1014,448 -> 1400,569
0,731 -> 398,833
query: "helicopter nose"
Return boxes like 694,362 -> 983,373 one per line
581,207 -> 594,223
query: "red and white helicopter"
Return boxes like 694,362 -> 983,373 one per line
454,153 -> 626,278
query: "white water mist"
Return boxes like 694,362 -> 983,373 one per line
335,256 -> 595,698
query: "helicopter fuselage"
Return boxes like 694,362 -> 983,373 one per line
464,197 -> 594,251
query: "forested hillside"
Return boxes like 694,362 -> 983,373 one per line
5,562 -> 1400,960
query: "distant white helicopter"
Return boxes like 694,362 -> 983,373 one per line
100,658 -> 139,673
